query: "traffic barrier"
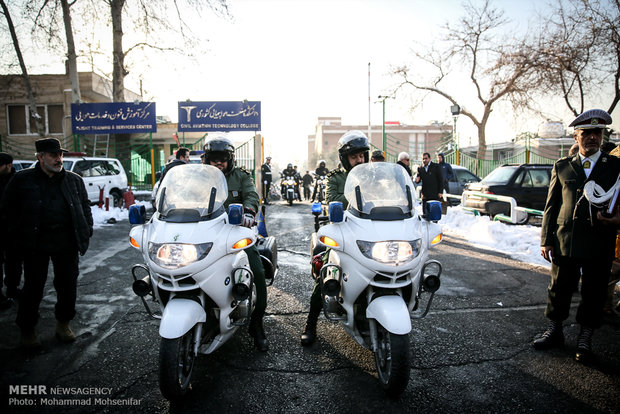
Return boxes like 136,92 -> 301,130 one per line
461,191 -> 543,224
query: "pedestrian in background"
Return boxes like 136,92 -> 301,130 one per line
535,109 -> 620,363
261,156 -> 273,205
396,152 -> 412,178
302,170 -> 313,201
437,152 -> 453,194
415,152 -> 444,213
371,150 -> 385,162
0,138 -> 93,349
159,147 -> 190,183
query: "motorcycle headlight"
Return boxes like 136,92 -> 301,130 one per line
148,242 -> 213,269
356,240 -> 421,266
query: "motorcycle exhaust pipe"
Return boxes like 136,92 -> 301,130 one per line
133,275 -> 152,297
320,264 -> 342,297
232,267 -> 253,301
422,274 -> 441,292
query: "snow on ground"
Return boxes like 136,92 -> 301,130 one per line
439,206 -> 550,269
91,200 -> 151,228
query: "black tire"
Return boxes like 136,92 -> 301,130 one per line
159,329 -> 196,400
110,189 -> 123,208
374,325 -> 410,398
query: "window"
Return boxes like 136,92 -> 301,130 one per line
7,104 -> 64,135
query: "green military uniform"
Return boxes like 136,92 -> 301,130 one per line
309,167 -> 349,310
541,152 -> 620,328
325,167 -> 348,209
223,166 -> 266,318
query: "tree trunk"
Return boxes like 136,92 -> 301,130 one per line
111,0 -> 126,102
61,0 -> 81,103
1,0 -> 45,137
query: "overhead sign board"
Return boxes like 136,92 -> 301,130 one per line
177,101 -> 261,132
71,102 -> 157,134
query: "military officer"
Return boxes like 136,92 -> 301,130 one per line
534,109 -> 620,363
300,130 -> 370,345
203,136 -> 269,351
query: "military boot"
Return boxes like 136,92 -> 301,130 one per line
300,304 -> 321,346
575,326 -> 594,363
249,315 -> 269,352
56,320 -> 76,343
20,327 -> 41,349
532,320 -> 564,350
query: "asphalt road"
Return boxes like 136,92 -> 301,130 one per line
0,200 -> 619,413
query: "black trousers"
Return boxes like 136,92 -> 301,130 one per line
0,247 -> 22,291
16,249 -> 80,329
262,181 -> 271,202
545,256 -> 611,329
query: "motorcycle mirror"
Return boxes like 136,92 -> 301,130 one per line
425,201 -> 442,222
128,204 -> 146,224
328,201 -> 343,223
228,204 -> 244,225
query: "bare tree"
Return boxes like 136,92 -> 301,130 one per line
533,0 -> 620,116
25,0 -> 81,102
106,0 -> 229,102
393,0 -> 539,159
1,0 -> 45,136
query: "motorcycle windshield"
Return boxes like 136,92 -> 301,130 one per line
156,164 -> 228,220
344,163 -> 416,216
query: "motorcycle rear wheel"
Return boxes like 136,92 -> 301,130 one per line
374,325 -> 410,398
159,329 -> 196,400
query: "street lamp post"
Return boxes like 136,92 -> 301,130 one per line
450,104 -> 460,164
378,95 -> 392,153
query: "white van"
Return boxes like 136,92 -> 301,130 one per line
62,156 -> 128,205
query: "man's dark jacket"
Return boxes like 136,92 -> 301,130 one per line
160,159 -> 186,183
416,162 -> 443,201
397,161 -> 412,178
0,167 -> 16,199
0,164 -> 93,255
541,152 -> 620,259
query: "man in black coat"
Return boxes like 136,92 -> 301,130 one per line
415,152 -> 444,213
261,156 -> 273,204
0,152 -> 18,308
534,109 -> 620,363
0,138 -> 93,349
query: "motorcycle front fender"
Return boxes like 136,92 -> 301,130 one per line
366,295 -> 412,335
159,299 -> 206,339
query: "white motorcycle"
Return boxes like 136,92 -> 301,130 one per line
311,162 -> 443,397
128,164 -> 275,400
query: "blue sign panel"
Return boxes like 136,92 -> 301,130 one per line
178,101 -> 261,132
71,102 -> 157,134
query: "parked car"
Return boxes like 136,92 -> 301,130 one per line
12,160 -> 35,171
463,164 -> 552,224
446,165 -> 481,205
62,156 -> 128,206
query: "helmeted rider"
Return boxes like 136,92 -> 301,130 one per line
315,160 -> 329,177
300,130 -> 370,345
281,163 -> 297,198
203,135 -> 269,351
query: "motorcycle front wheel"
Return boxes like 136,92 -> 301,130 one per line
159,328 -> 196,400
374,324 -> 410,398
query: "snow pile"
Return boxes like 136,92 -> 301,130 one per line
439,206 -> 550,268
91,200 -> 152,228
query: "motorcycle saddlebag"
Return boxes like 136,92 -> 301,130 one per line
257,236 -> 278,285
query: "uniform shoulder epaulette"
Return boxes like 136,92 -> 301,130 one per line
556,156 -> 572,163
238,166 -> 252,175
326,168 -> 342,178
